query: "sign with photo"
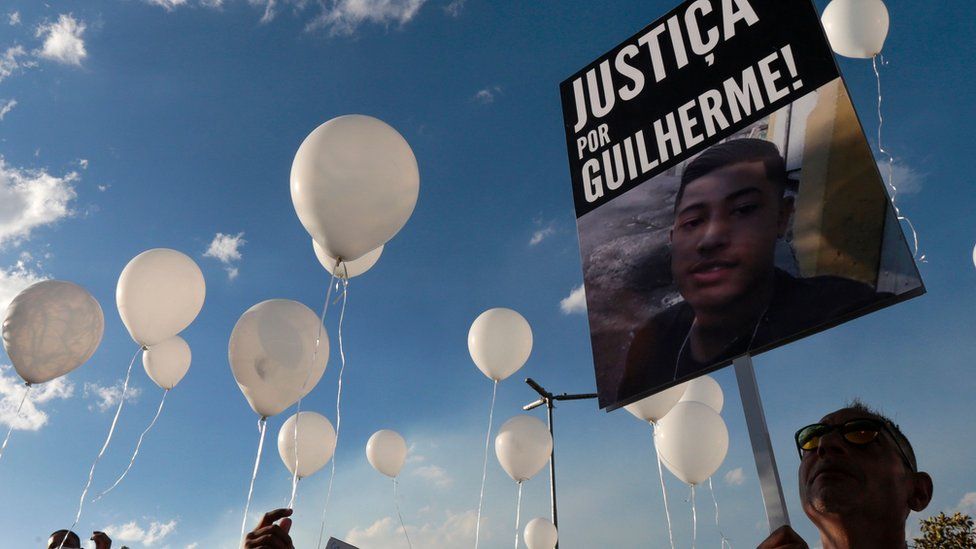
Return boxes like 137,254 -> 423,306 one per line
560,0 -> 924,410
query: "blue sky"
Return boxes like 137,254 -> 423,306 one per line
0,0 -> 974,547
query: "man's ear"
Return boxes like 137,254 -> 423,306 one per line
777,195 -> 795,238
908,471 -> 934,512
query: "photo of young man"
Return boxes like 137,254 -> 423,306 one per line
616,138 -> 887,403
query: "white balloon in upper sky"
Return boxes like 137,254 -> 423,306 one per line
468,308 -> 533,381
277,411 -> 336,479
821,0 -> 889,59
228,299 -> 329,418
116,248 -> 206,347
291,115 -> 420,262
523,517 -> 558,549
494,415 -> 552,483
623,382 -> 689,424
142,335 -> 191,390
366,429 -> 408,478
678,375 -> 723,413
2,280 -> 104,385
313,240 -> 383,279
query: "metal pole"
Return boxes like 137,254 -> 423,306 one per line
546,398 -> 559,549
522,378 -> 597,548
733,355 -> 790,533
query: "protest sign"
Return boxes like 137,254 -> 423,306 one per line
560,0 -> 924,410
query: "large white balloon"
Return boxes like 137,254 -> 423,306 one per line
623,381 -> 689,424
366,429 -> 407,478
2,280 -> 104,385
468,308 -> 533,382
116,249 -> 206,347
277,411 -> 336,479
228,300 -> 329,418
821,0 -> 889,59
494,415 -> 552,483
678,375 -> 723,413
291,115 -> 420,262
142,335 -> 191,390
655,401 -> 729,486
523,517 -> 558,549
313,240 -> 383,279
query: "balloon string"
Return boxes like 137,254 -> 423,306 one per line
652,424 -> 676,549
873,54 -> 925,262
474,379 -> 498,549
240,417 -> 268,545
0,383 -> 31,463
288,413 -> 303,510
316,278 -> 349,549
296,261 -> 340,516
93,389 -> 169,502
690,484 -> 697,549
708,477 -> 733,548
394,477 -> 414,549
514,480 -> 524,549
61,346 -> 141,548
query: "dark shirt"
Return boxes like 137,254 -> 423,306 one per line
618,269 -> 886,404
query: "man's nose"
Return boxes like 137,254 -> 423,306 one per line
816,429 -> 850,458
697,217 -> 730,254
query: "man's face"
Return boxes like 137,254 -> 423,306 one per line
670,161 -> 791,312
798,408 -> 916,524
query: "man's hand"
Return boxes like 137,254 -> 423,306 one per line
91,531 -> 112,549
244,508 -> 294,549
757,525 -> 809,549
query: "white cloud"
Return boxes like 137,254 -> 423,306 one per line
306,0 -> 428,35
957,492 -> 976,515
78,159 -> 89,170
0,364 -> 75,431
0,46 -> 29,83
185,543 -> 199,549
0,99 -> 17,120
724,467 -> 746,486
84,381 -> 142,412
0,157 -> 79,247
559,284 -> 586,315
473,86 -> 502,104
104,519 -> 178,546
8,12 -> 20,26
146,0 -> 190,10
529,225 -> 555,246
444,0 -> 465,17
411,464 -> 453,487
35,14 -> 87,66
203,231 -> 245,280
0,258 -> 47,315
877,159 -> 924,196
345,510 -> 477,549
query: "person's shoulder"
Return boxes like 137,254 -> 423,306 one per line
769,269 -> 888,325
618,301 -> 692,402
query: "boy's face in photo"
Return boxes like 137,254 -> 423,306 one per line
670,160 -> 793,313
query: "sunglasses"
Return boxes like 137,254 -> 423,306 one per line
794,417 -> 916,472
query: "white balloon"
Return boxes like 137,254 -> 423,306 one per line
142,335 -> 191,390
494,415 -> 552,483
313,240 -> 383,279
366,429 -> 407,478
678,375 -> 723,413
2,280 -> 104,385
291,115 -> 420,262
623,381 -> 689,424
655,401 -> 729,486
523,517 -> 558,549
821,0 -> 889,59
116,248 -> 206,347
277,411 -> 336,479
468,308 -> 533,382
228,299 -> 329,418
